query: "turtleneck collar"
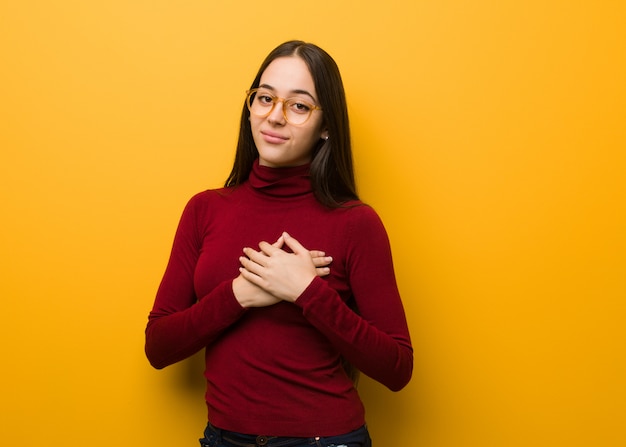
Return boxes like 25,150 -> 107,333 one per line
247,158 -> 313,199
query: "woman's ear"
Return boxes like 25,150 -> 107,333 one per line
321,130 -> 329,140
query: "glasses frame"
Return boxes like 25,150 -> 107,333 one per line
246,88 -> 322,125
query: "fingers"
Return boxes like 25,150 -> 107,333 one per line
282,232 -> 308,255
243,240 -> 281,267
309,250 -> 325,258
282,233 -> 332,277
240,247 -> 268,274
239,233 -> 333,300
313,251 -> 332,277
239,256 -> 263,279
241,233 -> 332,275
271,235 -> 285,249
258,240 -> 281,255
311,253 -> 333,267
316,266 -> 331,277
238,263 -> 262,285
244,234 -> 307,263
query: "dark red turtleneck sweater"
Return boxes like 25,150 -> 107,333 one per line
145,160 -> 413,437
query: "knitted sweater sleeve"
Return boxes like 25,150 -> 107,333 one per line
294,205 -> 413,391
144,194 -> 246,369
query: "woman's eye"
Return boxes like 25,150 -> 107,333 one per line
258,95 -> 274,105
290,101 -> 312,113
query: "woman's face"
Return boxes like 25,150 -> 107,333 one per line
250,56 -> 328,168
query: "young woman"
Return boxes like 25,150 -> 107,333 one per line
145,40 -> 413,447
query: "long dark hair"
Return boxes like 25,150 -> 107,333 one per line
225,40 -> 359,208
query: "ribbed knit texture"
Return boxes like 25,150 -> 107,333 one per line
146,159 -> 412,437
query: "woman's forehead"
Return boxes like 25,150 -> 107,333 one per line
260,57 -> 316,98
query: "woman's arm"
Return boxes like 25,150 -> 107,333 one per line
145,199 -> 335,369
296,207 -> 413,391
144,195 -> 247,369
238,209 -> 413,391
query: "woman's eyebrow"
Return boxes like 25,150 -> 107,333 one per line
259,83 -> 317,102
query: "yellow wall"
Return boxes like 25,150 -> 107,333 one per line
1,1 -> 624,446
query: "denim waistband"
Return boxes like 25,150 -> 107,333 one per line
204,422 -> 370,447
206,422 -> 318,447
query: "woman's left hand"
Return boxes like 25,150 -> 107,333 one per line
239,232 -> 319,302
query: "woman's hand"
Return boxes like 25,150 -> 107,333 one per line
233,234 -> 332,307
239,232 -> 328,302
310,249 -> 332,277
232,274 -> 282,308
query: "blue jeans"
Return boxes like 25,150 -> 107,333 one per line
199,422 -> 372,447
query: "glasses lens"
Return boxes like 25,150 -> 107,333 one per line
284,98 -> 314,125
247,90 -> 274,117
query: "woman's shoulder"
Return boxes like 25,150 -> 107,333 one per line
337,199 -> 379,217
186,185 -> 239,205
332,199 -> 386,230
180,186 -> 241,217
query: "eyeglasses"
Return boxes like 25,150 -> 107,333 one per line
246,88 -> 322,125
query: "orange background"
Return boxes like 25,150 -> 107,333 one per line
1,1 -> 625,446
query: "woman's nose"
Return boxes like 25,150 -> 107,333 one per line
267,100 -> 286,125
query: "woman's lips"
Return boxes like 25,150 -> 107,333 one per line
261,130 -> 289,144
